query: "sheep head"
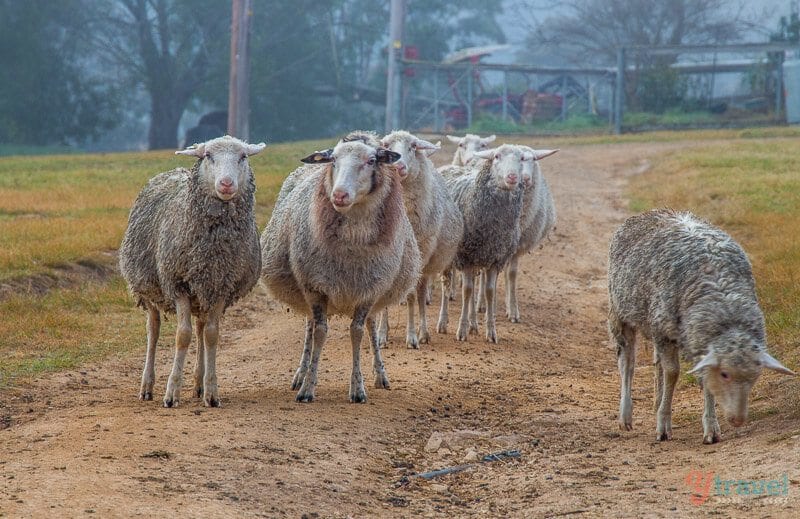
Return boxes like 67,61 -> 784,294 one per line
176,136 -> 266,201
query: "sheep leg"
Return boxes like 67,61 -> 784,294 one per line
425,278 -> 432,305
349,305 -> 371,403
653,347 -> 663,412
291,317 -> 314,390
405,288 -> 419,349
467,273 -> 479,335
436,271 -> 450,334
655,339 -> 679,441
702,384 -> 722,444
193,318 -> 206,398
163,296 -> 192,408
476,269 -> 486,314
201,301 -> 225,407
139,303 -> 160,401
610,313 -> 636,430
456,267 -> 475,341
417,277 -> 430,345
505,255 -> 521,323
377,307 -> 389,347
484,267 -> 499,343
447,267 -> 457,301
367,316 -> 390,389
296,300 -> 327,403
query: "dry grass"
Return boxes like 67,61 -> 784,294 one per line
626,134 -> 800,414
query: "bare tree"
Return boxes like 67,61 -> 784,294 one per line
519,0 -> 750,66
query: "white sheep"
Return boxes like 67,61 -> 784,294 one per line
119,135 -> 265,408
446,133 -> 496,166
260,138 -> 421,403
378,130 -> 464,348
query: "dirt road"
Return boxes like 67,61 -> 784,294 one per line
2,141 -> 798,518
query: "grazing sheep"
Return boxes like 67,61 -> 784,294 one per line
378,130 -> 464,347
446,133 -> 496,166
608,209 -> 795,443
444,144 -> 526,343
503,146 -> 559,322
119,135 -> 265,408
260,139 -> 421,403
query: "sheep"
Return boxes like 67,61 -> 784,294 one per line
502,146 -> 559,322
260,138 -> 421,403
608,209 -> 795,443
446,133 -> 496,166
378,130 -> 464,348
443,144 -> 526,343
119,135 -> 265,408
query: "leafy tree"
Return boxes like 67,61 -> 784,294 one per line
91,0 -> 230,150
0,0 -> 120,146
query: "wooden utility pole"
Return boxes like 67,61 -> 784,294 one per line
385,0 -> 405,133
228,0 -> 252,140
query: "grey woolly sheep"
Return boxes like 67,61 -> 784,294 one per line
378,130 -> 464,348
446,133 -> 496,166
608,209 -> 794,443
260,139 -> 421,403
444,144 -> 526,343
119,135 -> 266,408
503,146 -> 559,322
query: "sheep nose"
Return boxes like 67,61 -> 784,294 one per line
332,190 -> 350,207
219,177 -> 233,187
506,174 -> 518,184
395,162 -> 408,178
217,177 -> 236,195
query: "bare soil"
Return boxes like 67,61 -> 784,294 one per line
2,141 -> 799,518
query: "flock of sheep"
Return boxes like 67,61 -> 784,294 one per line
118,131 -> 794,444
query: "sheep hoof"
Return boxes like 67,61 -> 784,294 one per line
656,431 -> 672,441
436,323 -> 448,334
374,373 -> 391,389
291,369 -> 306,390
194,386 -> 203,398
163,398 -> 177,408
703,431 -> 721,444
468,323 -> 479,335
139,391 -> 153,401
456,325 -> 469,341
204,397 -> 221,408
349,391 -> 368,404
418,330 -> 430,344
295,392 -> 314,403
406,335 -> 419,349
619,421 -> 633,431
485,330 -> 498,344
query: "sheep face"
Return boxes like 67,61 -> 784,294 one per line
689,332 -> 794,427
474,144 -> 525,190
176,136 -> 266,201
519,147 -> 559,188
380,131 -> 439,182
446,133 -> 495,165
300,141 -> 400,213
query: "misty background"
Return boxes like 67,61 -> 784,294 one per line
0,0 -> 796,153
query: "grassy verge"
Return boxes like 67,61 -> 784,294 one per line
0,138 -> 330,387
625,133 -> 800,402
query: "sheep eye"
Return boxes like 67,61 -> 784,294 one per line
204,152 -> 213,161
238,154 -> 246,163
720,371 -> 730,380
411,143 -> 417,150
459,143 -> 464,148
481,143 -> 487,148
367,157 -> 376,165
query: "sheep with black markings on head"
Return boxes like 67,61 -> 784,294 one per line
378,130 -> 464,348
260,138 -> 421,403
608,209 -> 795,443
119,135 -> 265,408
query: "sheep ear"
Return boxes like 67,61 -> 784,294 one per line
176,143 -> 205,157
446,135 -> 461,143
687,351 -> 718,375
533,149 -> 559,161
300,148 -> 334,164
760,351 -> 796,376
423,141 -> 441,157
244,142 -> 267,156
376,148 -> 401,164
474,149 -> 495,160
482,135 -> 497,144
414,138 -> 440,151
